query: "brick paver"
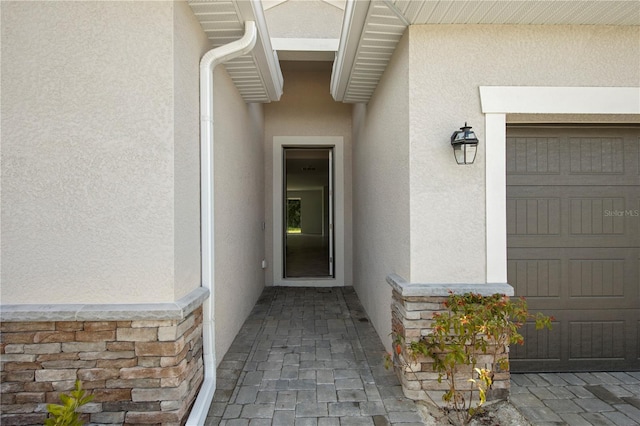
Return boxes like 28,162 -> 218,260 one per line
205,287 -> 424,425
511,372 -> 640,425
202,286 -> 640,426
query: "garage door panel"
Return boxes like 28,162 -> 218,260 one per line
507,197 -> 561,235
512,314 -> 632,362
508,187 -> 638,198
509,248 -> 638,309
508,257 -> 562,298
507,127 -> 639,372
508,175 -> 640,186
508,189 -> 636,243
509,202 -> 637,248
507,128 -> 638,181
510,321 -> 561,362
507,136 -> 561,175
569,258 -> 625,298
568,137 -> 625,174
511,310 -> 639,372
509,236 -> 638,249
569,197 -> 627,235
569,320 -> 626,360
512,359 -> 636,373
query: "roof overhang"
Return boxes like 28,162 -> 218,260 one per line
188,0 -> 283,103
188,1 -> 639,105
331,0 -> 640,103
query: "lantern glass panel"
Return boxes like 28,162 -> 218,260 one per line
453,143 -> 477,165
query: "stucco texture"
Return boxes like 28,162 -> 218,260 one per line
352,33 -> 411,349
213,65 -> 266,363
264,62 -> 353,287
407,24 -> 640,284
265,0 -> 343,39
173,0 -> 210,300
0,1 -> 205,304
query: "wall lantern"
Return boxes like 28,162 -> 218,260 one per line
450,122 -> 479,165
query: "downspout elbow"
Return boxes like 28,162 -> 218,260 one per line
187,21 -> 257,426
201,21 -> 257,74
199,21 -> 257,124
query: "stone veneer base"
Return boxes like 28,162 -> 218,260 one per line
0,288 -> 208,426
386,274 -> 514,406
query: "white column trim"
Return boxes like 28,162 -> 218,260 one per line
485,113 -> 507,283
480,86 -> 640,284
480,86 -> 640,114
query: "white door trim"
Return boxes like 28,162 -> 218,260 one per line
479,86 -> 640,284
273,136 -> 345,287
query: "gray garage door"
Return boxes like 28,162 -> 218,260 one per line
507,126 -> 640,372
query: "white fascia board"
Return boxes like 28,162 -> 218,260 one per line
236,0 -> 284,101
271,38 -> 340,52
330,0 -> 371,101
480,85 -> 640,285
480,86 -> 640,114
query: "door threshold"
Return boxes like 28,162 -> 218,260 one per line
275,279 -> 343,287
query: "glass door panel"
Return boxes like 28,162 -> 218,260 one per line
283,148 -> 334,278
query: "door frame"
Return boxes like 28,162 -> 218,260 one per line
273,136 -> 345,287
479,86 -> 640,284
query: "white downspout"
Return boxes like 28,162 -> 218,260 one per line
186,21 -> 257,426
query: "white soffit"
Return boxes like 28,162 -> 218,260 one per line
263,0 -> 346,11
331,0 -> 393,103
188,0 -> 283,103
333,0 -> 640,103
395,0 -> 640,26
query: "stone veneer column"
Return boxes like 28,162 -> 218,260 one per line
0,288 -> 208,426
386,274 -> 514,406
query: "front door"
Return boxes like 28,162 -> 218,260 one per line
273,136 -> 345,287
283,148 -> 334,278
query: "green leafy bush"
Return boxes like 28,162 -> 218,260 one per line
387,292 -> 552,425
45,380 -> 94,426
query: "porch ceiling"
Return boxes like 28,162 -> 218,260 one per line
188,1 -> 638,105
331,0 -> 640,103
188,0 -> 283,103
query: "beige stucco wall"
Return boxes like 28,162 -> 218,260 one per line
407,24 -> 640,285
350,24 -> 639,349
0,1 -> 207,304
173,1 -> 210,300
264,62 -> 353,286
351,33 -> 411,347
213,64 -> 266,362
264,0 -> 343,39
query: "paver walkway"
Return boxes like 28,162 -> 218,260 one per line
204,287 -> 425,426
511,372 -> 640,425
204,285 -> 640,426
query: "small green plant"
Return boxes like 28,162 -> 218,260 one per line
45,380 -> 94,426
386,292 -> 552,425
